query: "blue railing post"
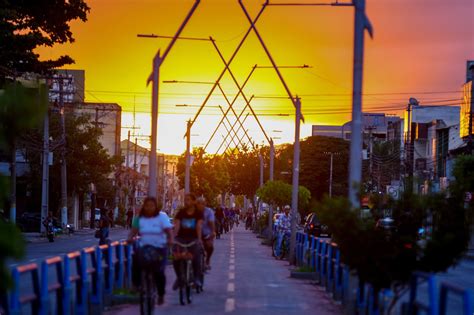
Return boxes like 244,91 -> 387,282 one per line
309,236 -> 316,271
427,275 -> 438,315
326,243 -> 333,292
39,260 -> 49,315
78,250 -> 90,315
9,268 -> 21,315
91,247 -> 104,311
125,243 -> 133,288
116,243 -> 124,288
463,288 -> 473,315
303,234 -> 309,267
63,255 -> 72,315
105,244 -> 115,296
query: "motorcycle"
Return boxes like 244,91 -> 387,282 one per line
45,220 -> 55,242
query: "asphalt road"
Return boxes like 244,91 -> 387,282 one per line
106,226 -> 342,315
9,228 -> 130,267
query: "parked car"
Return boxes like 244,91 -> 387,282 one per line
304,213 -> 330,238
17,212 -> 42,232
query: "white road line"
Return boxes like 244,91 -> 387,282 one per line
85,239 -> 92,242
227,282 -> 235,292
230,254 -> 235,259
229,272 -> 235,280
229,258 -> 235,264
225,298 -> 235,312
229,264 -> 235,271
29,259 -> 36,262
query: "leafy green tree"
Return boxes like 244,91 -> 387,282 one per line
176,148 -> 230,207
0,81 -> 47,221
257,180 -> 311,217
316,156 -> 472,312
257,180 -> 292,209
275,136 -> 349,200
22,112 -> 118,216
0,0 -> 90,79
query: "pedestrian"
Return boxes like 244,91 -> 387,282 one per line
126,207 -> 134,229
99,208 -> 111,245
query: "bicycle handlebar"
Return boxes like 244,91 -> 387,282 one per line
173,240 -> 198,248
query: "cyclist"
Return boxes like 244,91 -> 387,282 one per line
196,197 -> 216,270
128,197 -> 173,305
173,193 -> 204,289
275,205 -> 292,257
215,207 -> 225,238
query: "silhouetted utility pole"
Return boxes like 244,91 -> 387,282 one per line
289,97 -> 302,264
142,0 -> 200,198
185,120 -> 191,194
58,76 -> 68,228
348,0 -> 373,208
125,130 -> 131,210
41,102 -> 50,232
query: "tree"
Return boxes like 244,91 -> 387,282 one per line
275,136 -> 350,200
0,81 -> 47,222
22,112 -> 118,216
257,180 -> 292,209
176,148 -> 230,207
257,180 -> 311,216
316,155 -> 472,313
0,0 -> 90,80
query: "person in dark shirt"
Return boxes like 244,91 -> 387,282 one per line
173,193 -> 204,289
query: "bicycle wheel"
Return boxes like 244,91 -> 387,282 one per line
186,260 -> 193,304
272,237 -> 279,258
280,237 -> 289,260
140,272 -> 155,315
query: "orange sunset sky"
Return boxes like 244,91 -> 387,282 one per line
37,0 -> 474,155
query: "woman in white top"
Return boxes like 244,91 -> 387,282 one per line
128,197 -> 173,305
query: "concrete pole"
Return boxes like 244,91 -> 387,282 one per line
259,154 -> 264,188
289,97 -> 301,264
162,160 -> 168,209
268,138 -> 275,239
132,137 -> 138,211
125,130 -> 131,210
329,152 -> 334,198
148,52 -> 162,198
185,120 -> 191,194
348,0 -> 367,208
59,77 -> 68,227
41,109 -> 50,233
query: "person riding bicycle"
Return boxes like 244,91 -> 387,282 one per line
275,205 -> 292,257
128,197 -> 173,305
173,193 -> 204,289
215,207 -> 225,237
196,197 -> 215,270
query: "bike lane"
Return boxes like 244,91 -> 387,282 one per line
107,226 -> 342,315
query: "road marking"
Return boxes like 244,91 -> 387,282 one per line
229,264 -> 235,271
230,254 -> 235,259
229,258 -> 235,264
227,282 -> 235,292
229,272 -> 235,280
225,298 -> 235,312
85,239 -> 92,242
29,259 -> 36,262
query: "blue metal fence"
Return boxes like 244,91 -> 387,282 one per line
294,231 -> 474,315
4,240 -> 133,315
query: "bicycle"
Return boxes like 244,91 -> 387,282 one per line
272,231 -> 290,260
173,241 -> 197,305
137,245 -> 164,315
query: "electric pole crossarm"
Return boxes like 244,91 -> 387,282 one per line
187,3 -> 266,134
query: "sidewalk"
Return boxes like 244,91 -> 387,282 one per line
106,226 -> 342,315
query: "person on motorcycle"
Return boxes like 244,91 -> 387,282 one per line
173,193 -> 204,289
43,212 -> 56,241
275,205 -> 292,256
128,197 -> 173,305
196,197 -> 215,270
